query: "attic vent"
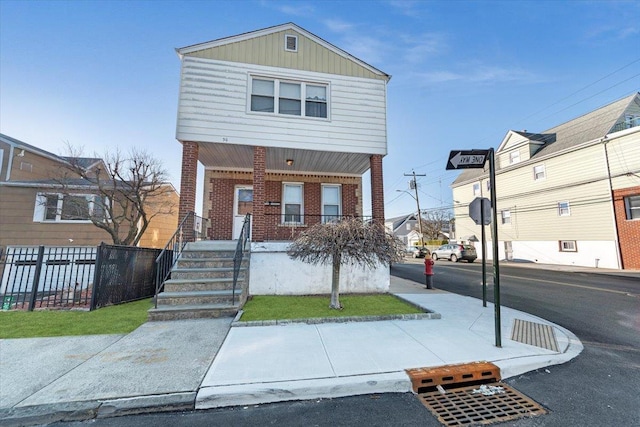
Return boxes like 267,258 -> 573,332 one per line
285,34 -> 297,52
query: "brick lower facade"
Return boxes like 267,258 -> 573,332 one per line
613,186 -> 640,269
203,169 -> 363,241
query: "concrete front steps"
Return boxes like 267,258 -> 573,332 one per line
148,240 -> 249,321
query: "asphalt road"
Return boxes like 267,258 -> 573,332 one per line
391,259 -> 640,427
52,261 -> 639,427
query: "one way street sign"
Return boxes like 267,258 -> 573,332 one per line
446,150 -> 490,170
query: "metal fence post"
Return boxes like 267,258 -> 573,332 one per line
28,246 -> 45,312
90,243 -> 104,311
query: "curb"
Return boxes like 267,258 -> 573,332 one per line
0,393 -> 196,427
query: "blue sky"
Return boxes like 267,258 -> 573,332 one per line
1,0 -> 639,218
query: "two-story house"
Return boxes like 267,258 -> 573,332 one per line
451,92 -> 640,269
173,23 -> 391,295
0,133 -> 179,250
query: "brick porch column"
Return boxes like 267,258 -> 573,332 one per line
252,146 -> 266,242
370,154 -> 385,224
179,141 -> 198,242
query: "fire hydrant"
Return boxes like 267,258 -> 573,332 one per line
424,257 -> 434,289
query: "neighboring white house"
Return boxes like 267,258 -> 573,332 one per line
451,92 -> 640,269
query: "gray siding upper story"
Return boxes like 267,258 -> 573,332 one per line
175,23 -> 390,157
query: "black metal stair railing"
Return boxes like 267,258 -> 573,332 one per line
232,213 -> 251,305
154,211 -> 208,308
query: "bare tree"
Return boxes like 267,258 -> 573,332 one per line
287,217 -> 405,309
55,145 -> 176,246
420,209 -> 452,241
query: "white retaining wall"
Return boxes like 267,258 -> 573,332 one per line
249,242 -> 390,295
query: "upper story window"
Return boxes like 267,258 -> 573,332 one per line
624,195 -> 640,220
509,150 -> 521,165
558,201 -> 570,217
282,183 -> 303,224
34,193 -> 107,223
501,209 -> 511,224
533,164 -> 546,181
250,76 -> 328,119
473,183 -> 481,196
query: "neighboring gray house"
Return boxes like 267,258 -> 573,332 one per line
385,213 -> 421,249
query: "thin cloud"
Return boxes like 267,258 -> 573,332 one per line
323,18 -> 355,33
412,65 -> 541,86
267,1 -> 316,17
385,0 -> 423,18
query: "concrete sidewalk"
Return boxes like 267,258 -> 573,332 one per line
0,275 -> 583,426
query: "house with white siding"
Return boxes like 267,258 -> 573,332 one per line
451,93 -> 640,270
170,23 -> 391,302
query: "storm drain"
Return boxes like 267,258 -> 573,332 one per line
417,382 -> 547,426
407,362 -> 546,426
511,319 -> 559,352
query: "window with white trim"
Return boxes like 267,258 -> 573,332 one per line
473,183 -> 481,196
558,201 -> 570,216
282,183 -> 303,224
321,184 -> 341,223
34,193 -> 107,222
559,240 -> 577,252
250,76 -> 327,118
624,195 -> 640,220
501,209 -> 511,224
509,150 -> 520,165
533,164 -> 546,180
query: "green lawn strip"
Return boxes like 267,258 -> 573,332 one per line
0,298 -> 153,339
240,294 -> 423,322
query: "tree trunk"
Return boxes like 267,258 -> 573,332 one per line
330,252 -> 342,309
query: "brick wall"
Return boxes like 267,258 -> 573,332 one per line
613,186 -> 640,269
370,155 -> 385,223
203,170 -> 362,241
178,141 -> 199,241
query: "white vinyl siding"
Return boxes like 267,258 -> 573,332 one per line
176,57 -> 387,155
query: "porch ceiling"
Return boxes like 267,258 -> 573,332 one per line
197,143 -> 372,175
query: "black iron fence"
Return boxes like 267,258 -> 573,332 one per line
0,243 -> 160,311
262,213 -> 373,241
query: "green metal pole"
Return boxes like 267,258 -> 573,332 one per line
489,148 -> 501,347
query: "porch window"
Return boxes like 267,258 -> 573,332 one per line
249,76 -> 328,119
322,184 -> 341,223
282,183 -> 303,224
624,195 -> 640,220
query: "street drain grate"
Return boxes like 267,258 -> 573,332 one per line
417,382 -> 547,426
511,319 -> 559,352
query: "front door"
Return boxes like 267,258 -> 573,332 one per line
233,185 -> 253,240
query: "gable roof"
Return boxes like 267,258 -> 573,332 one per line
176,22 -> 390,81
452,92 -> 640,186
385,213 -> 418,231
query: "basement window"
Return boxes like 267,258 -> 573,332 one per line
559,240 -> 577,252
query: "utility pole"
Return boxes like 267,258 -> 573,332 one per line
405,171 -> 426,246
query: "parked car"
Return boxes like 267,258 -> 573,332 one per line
412,247 -> 430,258
432,244 -> 477,262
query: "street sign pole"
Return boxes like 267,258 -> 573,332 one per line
488,148 -> 501,348
481,207 -> 487,307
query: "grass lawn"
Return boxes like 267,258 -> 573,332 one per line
0,298 -> 153,339
240,294 -> 423,321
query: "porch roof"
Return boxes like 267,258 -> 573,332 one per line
195,143 -> 372,175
